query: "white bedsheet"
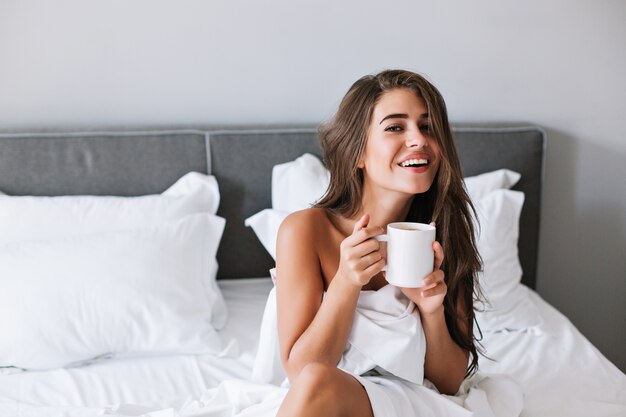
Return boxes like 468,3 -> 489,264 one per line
478,287 -> 626,417
1,279 -> 624,417
0,278 -> 270,416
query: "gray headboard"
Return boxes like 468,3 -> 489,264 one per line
0,125 -> 545,289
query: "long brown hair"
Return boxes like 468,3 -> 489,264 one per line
315,69 -> 484,377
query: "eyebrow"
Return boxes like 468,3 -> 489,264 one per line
379,113 -> 429,125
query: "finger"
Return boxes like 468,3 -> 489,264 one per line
422,270 -> 444,287
421,279 -> 445,293
343,239 -> 382,266
362,256 -> 386,277
352,238 -> 381,258
356,250 -> 384,270
353,214 -> 369,233
429,221 -> 436,227
421,280 -> 439,291
433,241 -> 444,270
422,282 -> 446,297
347,225 -> 386,246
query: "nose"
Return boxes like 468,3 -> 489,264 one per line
405,128 -> 427,148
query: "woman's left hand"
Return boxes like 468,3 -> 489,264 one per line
399,240 -> 446,317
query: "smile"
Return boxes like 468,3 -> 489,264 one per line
399,158 -> 429,168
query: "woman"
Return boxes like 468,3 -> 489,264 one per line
274,69 -> 483,416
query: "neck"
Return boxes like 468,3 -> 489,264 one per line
356,194 -> 413,230
332,184 -> 415,236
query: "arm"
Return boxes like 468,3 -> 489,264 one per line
420,298 -> 470,395
275,212 -> 385,382
399,241 -> 470,395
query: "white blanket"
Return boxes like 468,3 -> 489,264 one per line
100,272 -> 523,417
249,269 -> 523,417
101,375 -> 521,417
252,282 -> 426,386
3,279 -> 623,417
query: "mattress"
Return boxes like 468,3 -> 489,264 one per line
1,278 -> 624,417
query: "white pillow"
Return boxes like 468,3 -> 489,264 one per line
245,153 -> 521,262
245,153 -> 541,332
245,209 -> 290,260
271,153 -> 330,212
0,213 -> 225,370
269,152 -> 520,212
0,172 -> 220,245
464,169 -> 521,200
0,172 -> 227,331
472,189 -> 542,332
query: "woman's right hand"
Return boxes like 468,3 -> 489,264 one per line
336,214 -> 386,288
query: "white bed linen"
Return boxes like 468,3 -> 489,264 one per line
478,287 -> 626,417
1,279 -> 624,417
0,279 -> 270,416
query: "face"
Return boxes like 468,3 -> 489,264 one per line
358,88 -> 441,196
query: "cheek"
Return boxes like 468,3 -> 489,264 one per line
365,145 -> 395,169
430,147 -> 442,171
432,157 -> 441,172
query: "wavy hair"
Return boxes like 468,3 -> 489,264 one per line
315,69 -> 484,377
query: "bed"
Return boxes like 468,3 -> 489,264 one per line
0,126 -> 624,417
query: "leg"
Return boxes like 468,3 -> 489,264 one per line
276,362 -> 375,417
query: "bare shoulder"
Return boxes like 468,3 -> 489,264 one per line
277,207 -> 329,245
276,208 -> 331,284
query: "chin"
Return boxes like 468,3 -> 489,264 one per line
410,187 -> 433,195
406,181 -> 435,195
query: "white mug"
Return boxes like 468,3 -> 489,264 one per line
375,222 -> 436,288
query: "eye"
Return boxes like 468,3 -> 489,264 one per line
384,125 -> 403,132
419,124 -> 431,133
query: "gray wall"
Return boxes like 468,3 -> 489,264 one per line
1,0 -> 624,371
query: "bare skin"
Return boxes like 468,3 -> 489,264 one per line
275,88 -> 470,417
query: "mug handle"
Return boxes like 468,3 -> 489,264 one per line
374,234 -> 388,271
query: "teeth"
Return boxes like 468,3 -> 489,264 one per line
400,158 -> 428,167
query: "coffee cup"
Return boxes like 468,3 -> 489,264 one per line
375,222 -> 436,288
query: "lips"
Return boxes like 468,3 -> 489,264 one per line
400,158 -> 428,167
397,152 -> 431,168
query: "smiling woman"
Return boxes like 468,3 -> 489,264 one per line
359,88 -> 440,196
271,70 -> 519,417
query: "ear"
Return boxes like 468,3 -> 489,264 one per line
357,160 -> 365,169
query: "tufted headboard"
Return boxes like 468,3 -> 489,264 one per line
0,125 -> 545,288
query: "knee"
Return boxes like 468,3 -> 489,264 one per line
290,362 -> 342,402
297,362 -> 337,384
